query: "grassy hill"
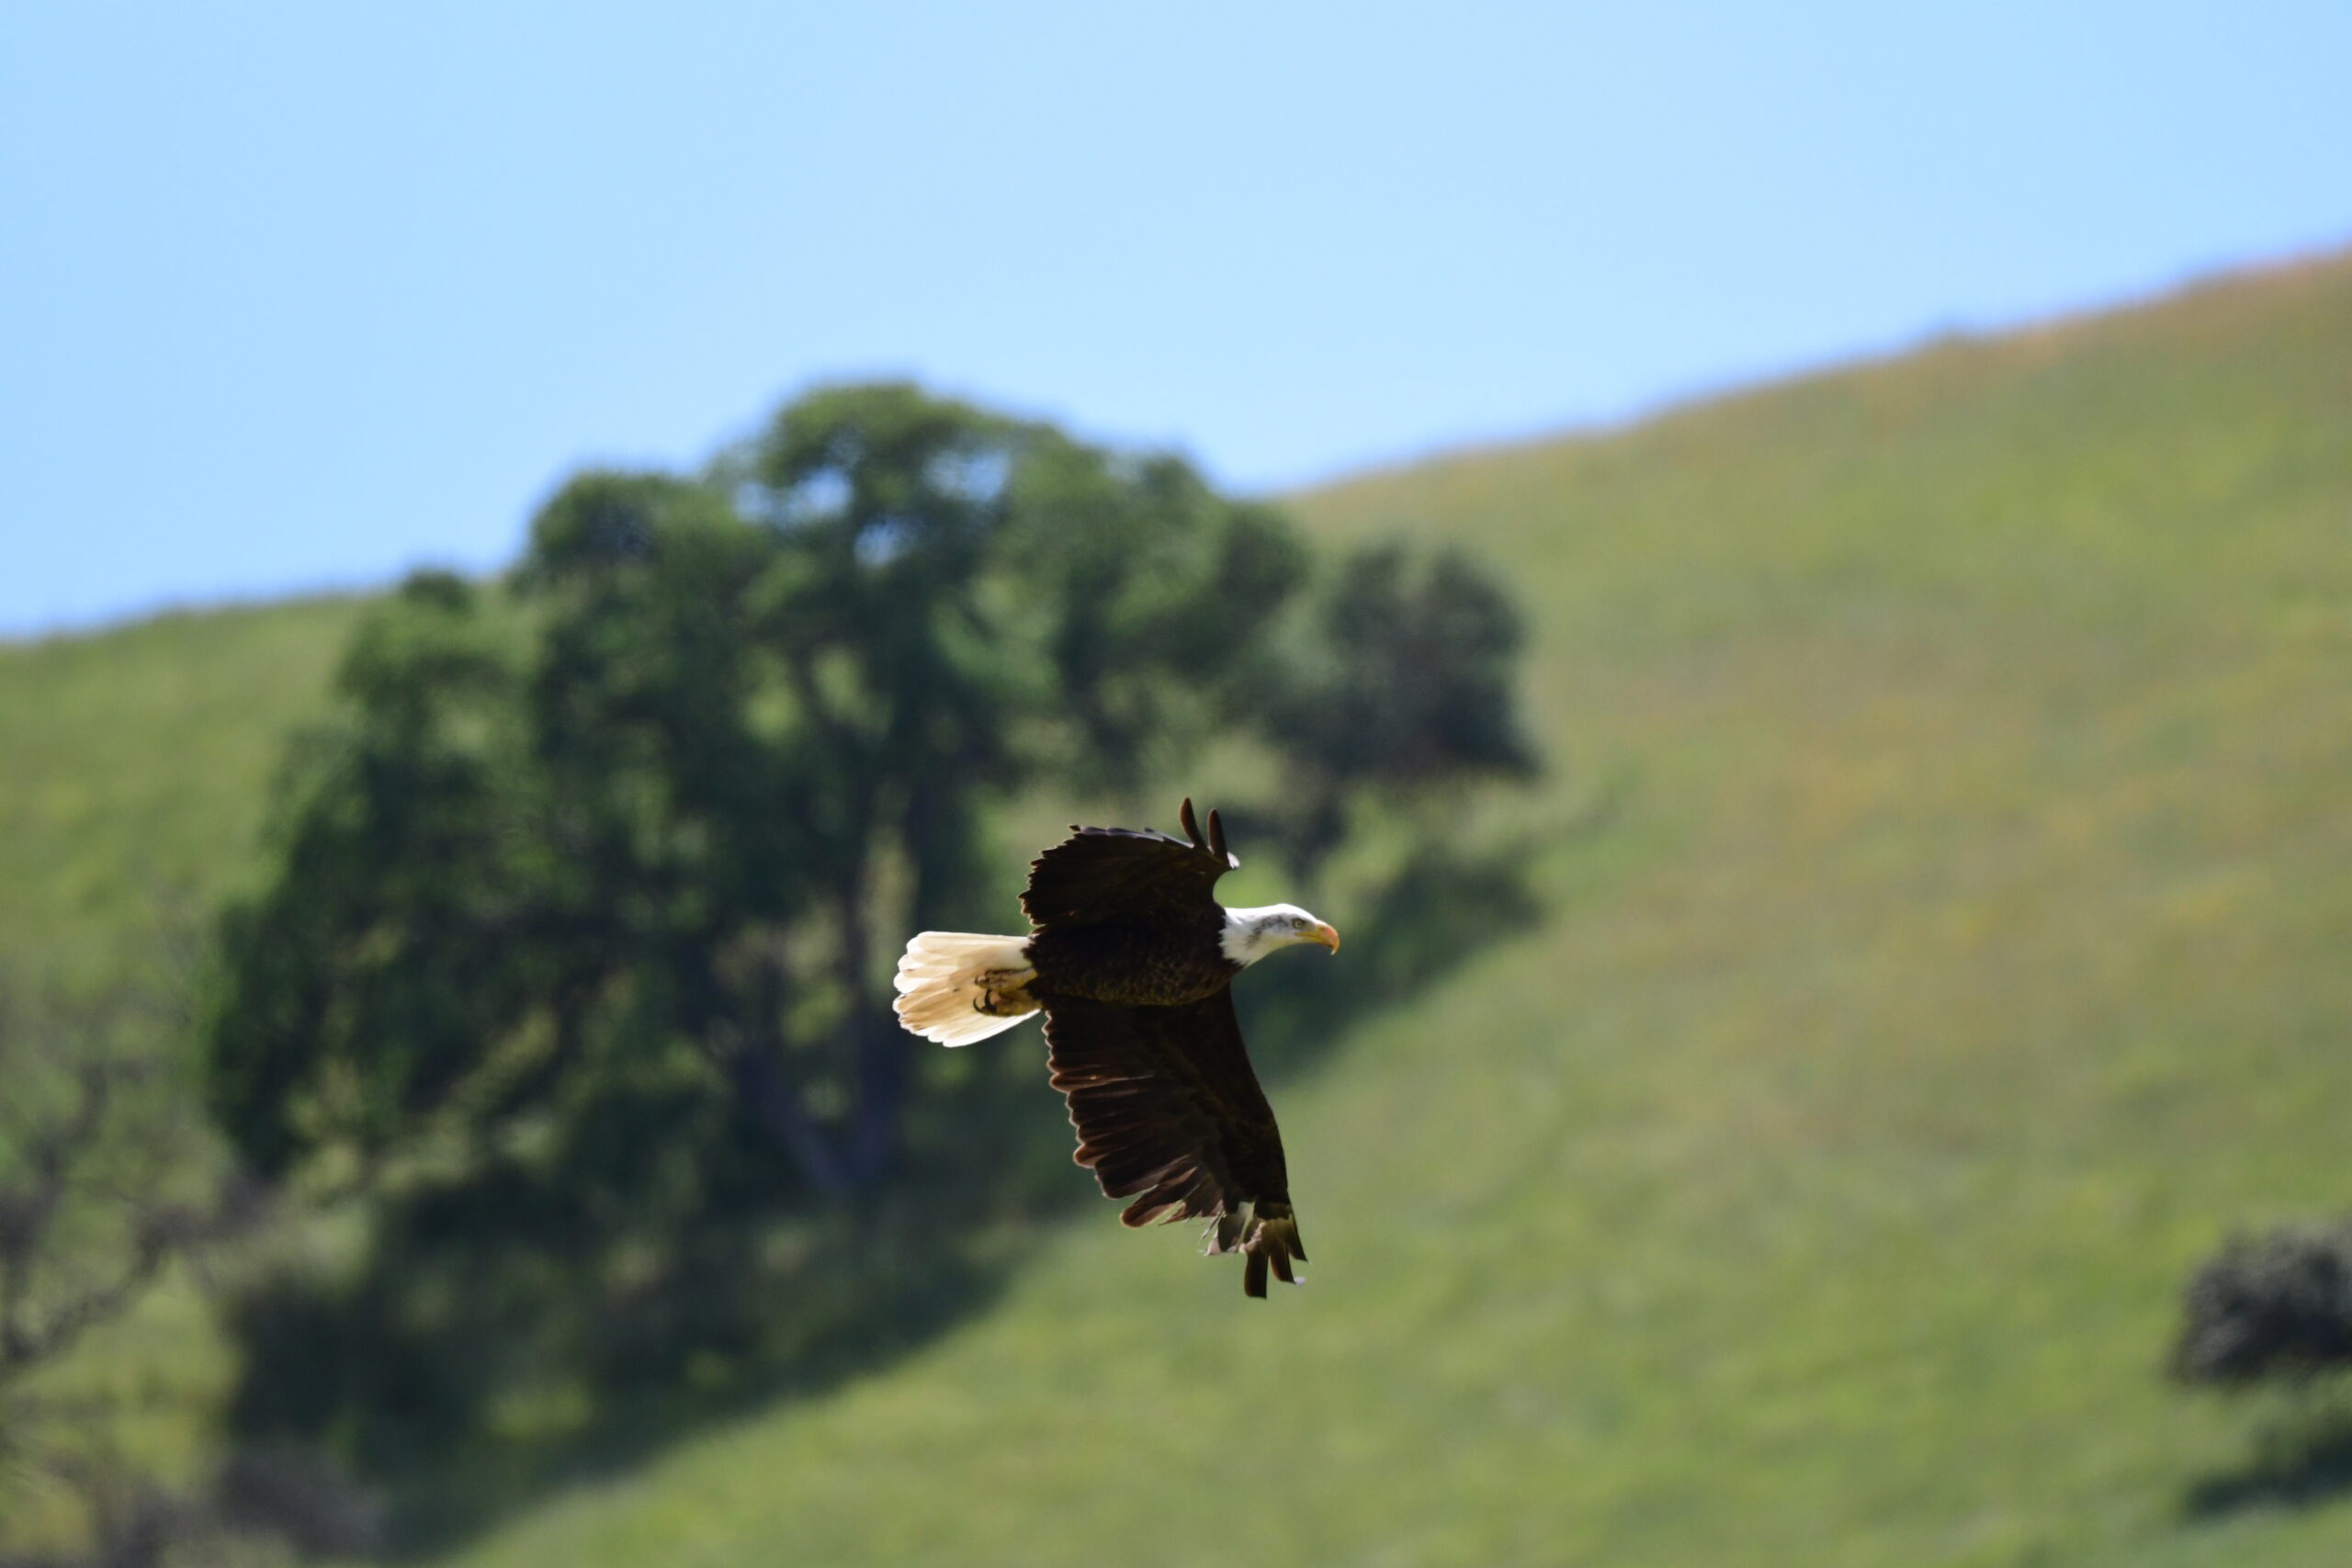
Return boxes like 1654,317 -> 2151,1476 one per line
0,596 -> 368,1546
7,251 -> 2352,1565
0,595 -> 368,989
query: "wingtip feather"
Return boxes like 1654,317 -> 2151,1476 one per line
1238,1201 -> 1305,1299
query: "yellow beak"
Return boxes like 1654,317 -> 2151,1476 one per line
1308,922 -> 1341,953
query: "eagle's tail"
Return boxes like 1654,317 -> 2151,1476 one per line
1232,1200 -> 1307,1299
892,931 -> 1039,1046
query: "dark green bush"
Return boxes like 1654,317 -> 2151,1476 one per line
2174,1222 -> 2352,1387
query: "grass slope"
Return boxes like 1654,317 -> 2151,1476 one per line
434,254 -> 2352,1567
0,596 -> 367,988
3,254 -> 2346,1565
0,596 -> 365,1546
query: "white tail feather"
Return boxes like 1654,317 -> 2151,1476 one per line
892,931 -> 1038,1046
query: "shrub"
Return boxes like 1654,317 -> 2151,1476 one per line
2173,1221 -> 2352,1388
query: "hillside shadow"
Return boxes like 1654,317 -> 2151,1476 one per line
230,832 -> 1550,1561
232,1129 -> 1061,1558
369,1205 -> 1035,1557
2183,1407 -> 2352,1519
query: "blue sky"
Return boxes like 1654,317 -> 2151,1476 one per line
4,2 -> 2347,637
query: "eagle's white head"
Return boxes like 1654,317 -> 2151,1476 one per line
1219,903 -> 1342,967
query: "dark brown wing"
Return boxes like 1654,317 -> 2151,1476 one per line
1022,797 -> 1237,930
1044,988 -> 1290,1231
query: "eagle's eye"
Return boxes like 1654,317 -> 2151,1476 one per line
1290,916 -> 1307,930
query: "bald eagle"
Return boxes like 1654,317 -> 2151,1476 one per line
893,800 -> 1338,1297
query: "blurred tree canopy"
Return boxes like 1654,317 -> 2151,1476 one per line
1241,543 -> 1537,882
198,382 -> 1538,1523
2175,1222 -> 2352,1389
0,980 -> 271,1567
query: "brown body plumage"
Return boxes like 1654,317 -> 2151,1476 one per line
893,799 -> 1336,1297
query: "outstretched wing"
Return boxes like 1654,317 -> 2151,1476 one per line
1043,988 -> 1290,1233
1048,991 -> 1307,1297
1022,797 -> 1237,930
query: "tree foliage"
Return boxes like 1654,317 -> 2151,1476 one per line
0,982 -> 277,1568
198,382 -> 1541,1519
0,985 -> 254,1392
1243,544 -> 1538,882
207,385 -> 1311,1199
2175,1222 -> 2352,1388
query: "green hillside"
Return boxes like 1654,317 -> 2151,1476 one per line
0,596 -> 368,1548
0,596 -> 368,1536
0,595 -> 368,987
437,255 -> 2352,1567
8,252 -> 2352,1565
